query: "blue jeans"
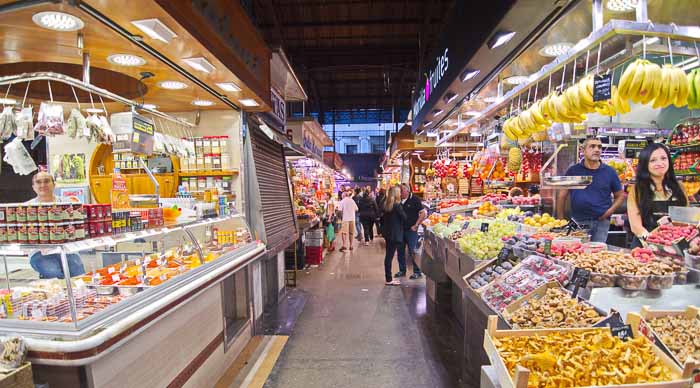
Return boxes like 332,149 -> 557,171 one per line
30,252 -> 85,279
355,214 -> 362,239
577,218 -> 611,243
397,229 -> 420,274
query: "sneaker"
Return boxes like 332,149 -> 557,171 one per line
349,246 -> 354,251
393,271 -> 406,278
385,280 -> 401,286
364,242 -> 369,246
339,247 -> 347,252
409,273 -> 423,280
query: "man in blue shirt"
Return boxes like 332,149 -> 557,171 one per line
556,136 -> 625,243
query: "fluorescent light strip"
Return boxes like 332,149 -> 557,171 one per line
239,99 -> 259,107
216,82 -> 241,92
183,57 -> 215,73
131,18 -> 177,43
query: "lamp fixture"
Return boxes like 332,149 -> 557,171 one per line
538,42 -> 573,57
488,30 -> 516,49
503,75 -> 529,85
0,98 -> 16,105
131,18 -> 177,43
158,81 -> 188,90
216,82 -> 241,92
432,109 -> 443,116
461,69 -> 480,82
239,99 -> 259,107
183,57 -> 215,73
443,92 -> 458,104
142,104 -> 158,110
423,120 -> 433,127
107,54 -> 146,67
483,96 -> 500,103
192,99 -> 214,106
32,11 -> 84,32
606,0 -> 638,13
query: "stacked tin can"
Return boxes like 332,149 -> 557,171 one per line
0,203 -> 87,244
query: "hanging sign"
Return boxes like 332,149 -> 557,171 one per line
593,74 -> 612,102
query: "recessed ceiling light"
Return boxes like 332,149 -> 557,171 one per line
504,76 -> 529,85
183,57 -> 215,73
142,104 -> 158,110
32,11 -> 84,31
192,99 -> 214,107
432,109 -> 443,116
488,30 -> 517,49
131,18 -> 177,44
216,82 -> 241,92
464,111 -> 482,117
84,108 -> 104,113
0,98 -> 16,105
107,54 -> 146,67
606,0 -> 638,13
239,99 -> 259,107
539,42 -> 573,57
413,150 -> 425,153
461,69 -> 480,82
426,132 -> 438,138
158,81 -> 188,90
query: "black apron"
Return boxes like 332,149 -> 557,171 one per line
631,195 -> 684,248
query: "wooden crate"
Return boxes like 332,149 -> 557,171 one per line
0,363 -> 33,388
627,306 -> 700,370
500,281 -> 607,329
483,315 -> 692,388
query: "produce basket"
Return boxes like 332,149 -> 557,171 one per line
483,315 -> 693,388
500,281 -> 607,329
463,257 -> 516,294
646,222 -> 696,257
627,306 -> 700,370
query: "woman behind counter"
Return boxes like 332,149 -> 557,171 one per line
627,143 -> 688,247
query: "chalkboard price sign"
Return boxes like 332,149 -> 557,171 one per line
481,223 -> 489,232
593,73 -> 612,102
571,267 -> 591,297
610,325 -> 634,341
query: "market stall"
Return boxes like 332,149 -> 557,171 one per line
0,1 -> 274,386
411,0 -> 700,387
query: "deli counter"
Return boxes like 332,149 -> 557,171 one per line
0,213 -> 265,387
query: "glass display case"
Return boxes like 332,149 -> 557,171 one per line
0,213 -> 256,337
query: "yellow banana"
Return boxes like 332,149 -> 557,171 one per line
652,65 -> 672,109
530,101 -> 549,126
687,70 -> 698,109
565,85 -> 582,113
577,75 -> 595,112
673,67 -> 689,108
510,117 -> 525,137
618,60 -> 640,100
628,60 -> 647,103
614,86 -> 631,114
640,61 -> 662,105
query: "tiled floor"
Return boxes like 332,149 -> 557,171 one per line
263,237 -> 467,388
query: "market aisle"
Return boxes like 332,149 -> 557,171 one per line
264,237 -> 465,388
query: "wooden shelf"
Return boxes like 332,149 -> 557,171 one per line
179,170 -> 239,177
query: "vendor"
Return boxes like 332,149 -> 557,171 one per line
627,143 -> 688,247
508,187 -> 523,197
25,171 -> 85,279
556,136 -> 625,243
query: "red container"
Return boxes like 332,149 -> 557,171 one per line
305,246 -> 324,265
88,220 -> 103,237
85,204 -> 101,221
103,220 -> 113,235
103,204 -> 112,219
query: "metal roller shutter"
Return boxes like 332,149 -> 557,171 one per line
251,125 -> 298,256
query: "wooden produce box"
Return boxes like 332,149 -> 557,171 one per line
646,222 -> 696,257
500,281 -> 607,329
483,315 -> 692,388
445,239 -> 462,281
627,306 -> 700,370
463,257 -> 515,294
0,363 -> 33,388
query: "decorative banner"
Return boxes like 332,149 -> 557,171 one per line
51,153 -> 86,185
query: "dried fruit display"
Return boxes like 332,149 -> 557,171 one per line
492,330 -> 679,388
505,287 -> 603,329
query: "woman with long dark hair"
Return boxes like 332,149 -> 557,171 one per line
382,186 -> 406,285
628,142 -> 688,247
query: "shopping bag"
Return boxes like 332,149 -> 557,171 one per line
326,223 -> 335,242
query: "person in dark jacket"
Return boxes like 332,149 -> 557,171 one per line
382,186 -> 406,285
375,188 -> 386,237
358,190 -> 378,244
353,187 -> 363,240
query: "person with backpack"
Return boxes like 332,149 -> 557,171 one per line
358,189 -> 378,245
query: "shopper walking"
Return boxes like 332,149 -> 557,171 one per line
324,193 -> 338,252
375,188 -> 386,237
396,184 -> 427,279
353,187 -> 363,241
556,135 -> 625,243
339,191 -> 359,252
358,190 -> 378,245
382,186 -> 406,286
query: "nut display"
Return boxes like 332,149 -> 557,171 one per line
647,315 -> 700,363
493,330 -> 678,388
506,288 -> 603,329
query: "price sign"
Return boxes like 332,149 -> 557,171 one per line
593,73 -> 612,102
544,239 -> 552,255
497,247 -> 510,264
610,325 -> 634,341
461,221 -> 471,231
481,223 -> 489,233
448,214 -> 455,224
571,267 -> 591,297
159,274 -> 168,281
594,311 -> 625,328
111,274 -> 121,283
108,267 -> 115,274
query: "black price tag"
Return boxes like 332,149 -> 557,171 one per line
461,221 -> 471,231
544,239 -> 552,255
594,311 -> 625,328
481,223 -> 489,233
610,325 -> 634,341
448,214 -> 455,224
571,267 -> 591,297
593,73 -> 612,102
497,247 -> 510,264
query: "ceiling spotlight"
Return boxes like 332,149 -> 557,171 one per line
158,81 -> 188,90
32,11 -> 84,31
488,30 -> 517,49
606,0 -> 638,13
107,54 -> 146,67
183,57 -> 215,73
503,76 -> 529,85
131,18 -> 177,43
443,92 -> 459,104
464,111 -> 482,117
538,42 -> 573,57
0,98 -> 16,105
461,69 -> 480,82
239,99 -> 259,107
192,99 -> 214,106
142,104 -> 158,110
216,82 -> 241,92
432,109 -> 443,116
